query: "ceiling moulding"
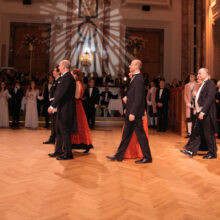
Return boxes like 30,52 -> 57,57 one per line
211,0 -> 220,22
121,0 -> 171,8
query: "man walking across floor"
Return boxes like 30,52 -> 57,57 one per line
181,68 -> 217,159
106,59 -> 152,164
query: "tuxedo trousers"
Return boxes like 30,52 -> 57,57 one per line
115,117 -> 152,161
55,117 -> 73,156
85,105 -> 96,128
49,113 -> 56,142
12,106 -> 21,126
157,106 -> 168,130
185,113 -> 217,156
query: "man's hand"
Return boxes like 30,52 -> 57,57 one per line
48,107 -> 53,114
122,96 -> 127,104
129,114 -> 135,122
187,103 -> 192,108
199,112 -> 205,120
157,102 -> 163,107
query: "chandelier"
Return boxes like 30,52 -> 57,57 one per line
79,52 -> 92,67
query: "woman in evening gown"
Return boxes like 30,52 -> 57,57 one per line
25,81 -> 39,129
0,82 -> 11,128
70,69 -> 93,153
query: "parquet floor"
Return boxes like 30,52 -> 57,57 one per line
0,126 -> 220,220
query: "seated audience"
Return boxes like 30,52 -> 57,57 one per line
100,86 -> 118,117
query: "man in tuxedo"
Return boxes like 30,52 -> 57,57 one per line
43,75 -> 54,128
10,81 -> 23,128
43,66 -> 61,144
181,68 -> 217,159
156,79 -> 170,132
48,60 -> 77,160
83,78 -> 99,129
106,59 -> 152,164
100,86 -> 118,117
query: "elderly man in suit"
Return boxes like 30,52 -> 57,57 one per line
106,59 -> 152,164
181,68 -> 217,159
48,60 -> 77,160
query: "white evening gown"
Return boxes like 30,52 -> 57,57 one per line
0,89 -> 11,127
25,89 -> 39,129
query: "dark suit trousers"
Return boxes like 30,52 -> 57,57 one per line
12,106 -> 20,126
185,114 -> 217,156
115,117 -> 152,161
55,118 -> 73,156
86,105 -> 96,128
157,107 -> 168,130
49,113 -> 56,142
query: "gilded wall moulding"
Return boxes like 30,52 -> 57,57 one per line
121,0 -> 171,8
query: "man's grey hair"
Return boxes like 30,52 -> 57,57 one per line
133,59 -> 142,70
199,68 -> 209,75
61,60 -> 71,70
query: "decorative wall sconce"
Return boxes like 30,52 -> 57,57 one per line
55,17 -> 63,33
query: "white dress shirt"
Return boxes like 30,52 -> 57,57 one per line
130,72 -> 140,83
89,88 -> 93,97
195,78 -> 208,113
159,88 -> 164,99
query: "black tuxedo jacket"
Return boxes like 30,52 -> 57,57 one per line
126,73 -> 145,118
84,86 -> 100,107
197,79 -> 217,128
10,88 -> 23,109
51,72 -> 77,134
50,77 -> 61,101
216,91 -> 220,119
156,87 -> 170,108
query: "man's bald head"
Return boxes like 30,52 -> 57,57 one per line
129,59 -> 142,75
197,68 -> 210,82
133,59 -> 142,69
59,60 -> 71,74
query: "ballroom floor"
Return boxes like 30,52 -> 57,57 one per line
0,126 -> 220,220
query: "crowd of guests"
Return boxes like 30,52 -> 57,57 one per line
0,68 -> 219,139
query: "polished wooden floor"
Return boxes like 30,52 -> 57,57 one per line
0,126 -> 220,220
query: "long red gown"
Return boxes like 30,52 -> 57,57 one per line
71,82 -> 93,150
123,115 -> 149,159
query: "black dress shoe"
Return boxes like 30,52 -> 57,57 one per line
106,155 -> 117,161
43,140 -> 55,144
48,152 -> 63,157
203,154 -> 217,159
180,150 -> 194,158
135,158 -> 152,164
56,155 -> 74,160
184,134 -> 191,138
